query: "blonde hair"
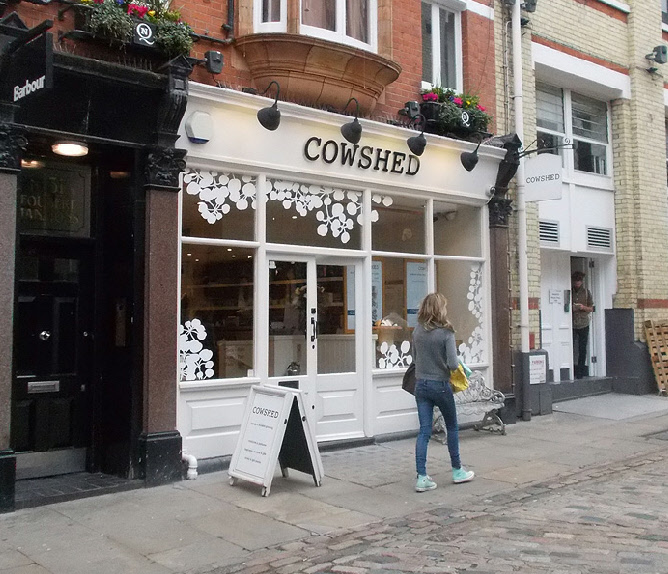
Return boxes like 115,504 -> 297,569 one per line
417,292 -> 454,331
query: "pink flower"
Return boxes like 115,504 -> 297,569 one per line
128,4 -> 149,17
422,93 -> 438,102
453,97 -> 463,106
477,104 -> 486,112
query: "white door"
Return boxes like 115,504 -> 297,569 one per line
266,256 -> 364,441
540,251 -> 574,382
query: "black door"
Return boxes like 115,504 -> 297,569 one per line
12,241 -> 93,463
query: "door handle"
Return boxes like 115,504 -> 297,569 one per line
310,317 -> 317,343
39,330 -> 51,341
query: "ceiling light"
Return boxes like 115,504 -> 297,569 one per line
21,159 -> 44,169
52,141 -> 88,157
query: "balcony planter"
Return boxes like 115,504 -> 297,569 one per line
419,88 -> 492,141
72,1 -> 192,58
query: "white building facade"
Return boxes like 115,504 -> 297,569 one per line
176,86 -> 504,460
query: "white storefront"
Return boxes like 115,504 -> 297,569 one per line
176,84 -> 505,460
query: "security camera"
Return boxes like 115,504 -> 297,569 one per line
646,45 -> 668,65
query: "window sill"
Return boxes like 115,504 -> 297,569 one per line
235,33 -> 402,114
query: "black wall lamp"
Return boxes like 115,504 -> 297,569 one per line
256,80 -> 281,131
340,97 -> 362,144
406,114 -> 427,156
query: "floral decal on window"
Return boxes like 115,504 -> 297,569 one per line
179,319 -> 214,381
378,340 -> 412,369
268,180 -> 393,244
458,264 -> 484,365
183,170 -> 257,224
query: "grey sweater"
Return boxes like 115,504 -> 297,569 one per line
412,323 -> 459,382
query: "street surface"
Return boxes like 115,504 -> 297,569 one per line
207,452 -> 668,574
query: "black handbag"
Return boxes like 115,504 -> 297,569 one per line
402,363 -> 416,395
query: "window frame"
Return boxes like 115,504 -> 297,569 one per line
299,0 -> 378,51
253,0 -> 378,51
420,0 -> 464,92
535,83 -> 612,186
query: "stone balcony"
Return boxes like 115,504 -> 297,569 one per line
235,33 -> 401,114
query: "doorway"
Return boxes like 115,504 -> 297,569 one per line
12,240 -> 94,478
266,256 -> 364,441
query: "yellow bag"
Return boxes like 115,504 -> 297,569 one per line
450,363 -> 469,393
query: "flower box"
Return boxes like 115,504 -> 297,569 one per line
419,88 -> 492,141
71,1 -> 192,57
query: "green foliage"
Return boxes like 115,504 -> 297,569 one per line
88,0 -> 133,42
78,0 -> 193,56
155,20 -> 193,57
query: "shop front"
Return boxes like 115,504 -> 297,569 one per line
177,85 -> 505,461
0,17 -> 190,511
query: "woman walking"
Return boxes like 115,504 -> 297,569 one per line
412,293 -> 474,492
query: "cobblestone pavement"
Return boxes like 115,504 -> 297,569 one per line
203,453 -> 668,574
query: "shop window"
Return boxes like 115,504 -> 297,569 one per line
433,202 -> 481,257
536,83 -> 609,177
180,245 -> 255,381
421,0 -> 462,91
372,257 -> 428,369
255,0 -> 376,51
371,195 -> 426,254
435,260 -> 484,365
181,170 -> 256,241
266,178 -> 363,249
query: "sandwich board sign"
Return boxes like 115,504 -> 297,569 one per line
228,384 -> 324,496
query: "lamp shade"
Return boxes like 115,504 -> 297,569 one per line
340,117 -> 362,144
257,103 -> 281,131
460,150 -> 479,172
407,133 -> 427,156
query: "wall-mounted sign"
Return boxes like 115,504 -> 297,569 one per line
18,164 -> 91,238
371,260 -> 383,322
4,31 -> 53,104
133,21 -> 156,47
304,138 -> 421,176
529,354 -> 547,385
524,153 -> 563,201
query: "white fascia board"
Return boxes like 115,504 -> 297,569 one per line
532,42 -> 631,101
464,0 -> 493,20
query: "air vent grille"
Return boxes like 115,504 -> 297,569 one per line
539,220 -> 559,245
587,226 -> 613,252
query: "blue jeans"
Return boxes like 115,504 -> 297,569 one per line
415,378 -> 461,476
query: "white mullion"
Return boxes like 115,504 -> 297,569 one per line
337,0 -> 345,36
256,174 -> 269,381
426,198 -> 435,292
432,4 -> 441,86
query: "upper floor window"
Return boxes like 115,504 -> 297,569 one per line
536,83 -> 610,177
663,0 -> 668,25
421,0 -> 463,91
255,0 -> 377,50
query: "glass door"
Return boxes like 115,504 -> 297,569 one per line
267,256 -> 364,441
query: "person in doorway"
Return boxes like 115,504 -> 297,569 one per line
411,292 -> 474,492
571,271 -> 594,379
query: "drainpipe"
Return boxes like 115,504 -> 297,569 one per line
182,453 -> 198,480
511,1 -> 531,421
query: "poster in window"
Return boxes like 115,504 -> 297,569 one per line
346,266 -> 355,331
406,261 -> 428,327
371,261 -> 383,323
